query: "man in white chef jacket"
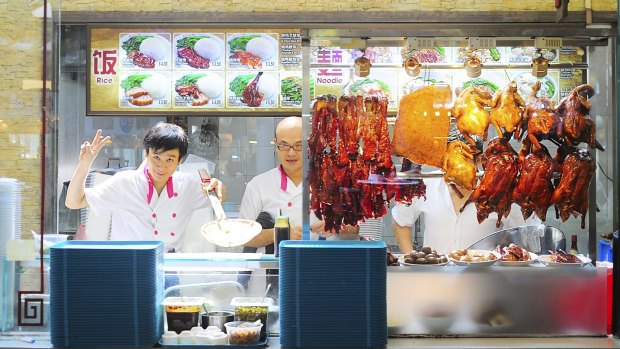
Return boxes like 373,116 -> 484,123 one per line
392,177 -> 541,255
65,122 -> 224,253
240,116 -> 361,255
240,116 -> 308,253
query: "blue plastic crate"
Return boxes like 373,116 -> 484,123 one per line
279,240 -> 387,347
49,241 -> 164,347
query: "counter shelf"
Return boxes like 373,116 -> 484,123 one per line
158,334 -> 269,348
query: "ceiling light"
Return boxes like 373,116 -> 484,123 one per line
464,48 -> 482,78
354,55 -> 371,77
403,57 -> 421,77
531,56 -> 549,78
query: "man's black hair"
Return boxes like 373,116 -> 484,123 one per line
143,122 -> 189,160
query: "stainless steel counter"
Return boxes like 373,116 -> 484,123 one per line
387,264 -> 607,336
2,336 -> 620,349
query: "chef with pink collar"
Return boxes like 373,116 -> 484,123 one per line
65,122 -> 224,252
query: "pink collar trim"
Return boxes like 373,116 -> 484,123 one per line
278,165 -> 288,191
143,166 -> 174,204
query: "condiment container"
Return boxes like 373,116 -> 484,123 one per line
162,297 -> 205,334
208,331 -> 228,345
160,331 -> 178,345
178,330 -> 194,344
224,321 -> 262,345
194,332 -> 212,344
230,297 -> 273,341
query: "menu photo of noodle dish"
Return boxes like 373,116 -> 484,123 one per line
119,33 -> 171,69
406,47 -> 450,64
174,33 -> 225,70
226,33 -> 279,70
510,70 -> 559,103
118,71 -> 171,108
280,71 -> 315,108
453,48 -> 505,65
172,71 -> 225,108
342,69 -> 399,109
226,71 -> 279,108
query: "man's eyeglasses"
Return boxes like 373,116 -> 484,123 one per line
276,143 -> 303,152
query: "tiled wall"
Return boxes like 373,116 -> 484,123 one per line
57,0 -> 614,12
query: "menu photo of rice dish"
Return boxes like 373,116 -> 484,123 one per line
172,71 -> 225,108
453,69 -> 507,97
226,71 -> 279,108
119,33 -> 171,69
511,70 -> 559,102
508,47 -> 559,64
118,71 -> 171,108
399,70 -> 451,97
174,33 -> 225,70
227,33 -> 279,70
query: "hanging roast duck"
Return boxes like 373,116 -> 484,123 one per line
520,80 -> 563,149
554,84 -> 604,151
452,86 -> 492,151
490,81 -> 525,139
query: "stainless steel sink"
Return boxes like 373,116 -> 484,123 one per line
467,225 -> 566,253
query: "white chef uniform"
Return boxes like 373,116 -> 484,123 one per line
85,166 -> 210,251
239,166 -> 303,253
391,177 -> 539,255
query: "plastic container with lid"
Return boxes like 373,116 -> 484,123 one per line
224,321 -> 263,345
230,297 -> 273,341
162,297 -> 206,334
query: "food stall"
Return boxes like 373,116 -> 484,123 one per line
0,4 -> 618,347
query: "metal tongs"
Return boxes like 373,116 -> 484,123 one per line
198,169 -> 262,247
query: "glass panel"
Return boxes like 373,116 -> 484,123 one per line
306,45 -> 615,260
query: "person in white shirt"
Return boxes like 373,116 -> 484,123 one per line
392,177 -> 540,255
65,122 -> 224,252
239,116 -> 360,254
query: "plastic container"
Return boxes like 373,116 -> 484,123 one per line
230,297 -> 273,341
32,231 -> 70,254
599,239 -> 613,262
162,297 -> 205,334
224,321 -> 263,345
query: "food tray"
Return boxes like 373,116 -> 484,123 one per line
497,252 -> 538,267
537,254 -> 592,267
159,335 -> 268,348
398,255 -> 448,267
448,250 -> 501,266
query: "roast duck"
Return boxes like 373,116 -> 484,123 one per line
308,95 -> 425,232
554,84 -> 604,151
490,81 -> 525,139
392,84 -> 452,168
461,137 -> 518,227
442,140 -> 477,190
512,139 -> 555,221
520,80 -> 563,149
452,86 -> 492,151
550,148 -> 596,229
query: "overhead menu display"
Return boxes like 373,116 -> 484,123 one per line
88,27 -> 301,115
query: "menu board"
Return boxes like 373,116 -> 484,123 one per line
310,46 -> 587,111
88,27 -> 301,115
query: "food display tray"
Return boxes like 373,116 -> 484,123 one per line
159,336 -> 268,348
